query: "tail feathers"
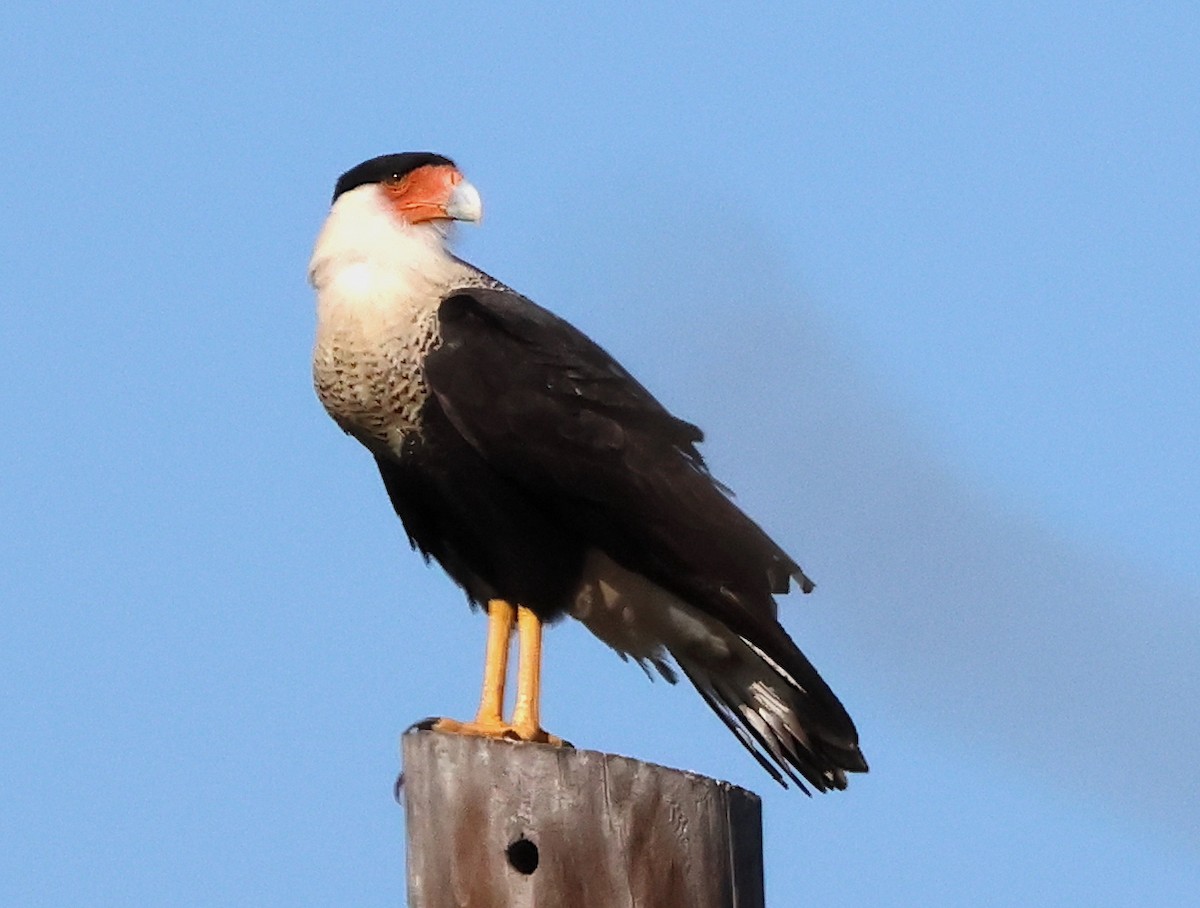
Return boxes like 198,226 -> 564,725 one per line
676,638 -> 867,794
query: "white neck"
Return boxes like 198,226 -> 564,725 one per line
308,184 -> 467,303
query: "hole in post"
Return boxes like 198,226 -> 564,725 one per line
506,836 -> 539,874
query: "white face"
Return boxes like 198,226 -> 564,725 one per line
309,164 -> 483,291
309,184 -> 480,300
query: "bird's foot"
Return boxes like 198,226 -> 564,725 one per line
413,716 -> 571,747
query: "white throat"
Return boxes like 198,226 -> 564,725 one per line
308,184 -> 467,307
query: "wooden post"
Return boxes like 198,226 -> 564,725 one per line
402,730 -> 764,908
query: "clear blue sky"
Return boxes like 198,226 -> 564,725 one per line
3,3 -> 1197,905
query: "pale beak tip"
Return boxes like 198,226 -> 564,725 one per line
445,181 -> 483,223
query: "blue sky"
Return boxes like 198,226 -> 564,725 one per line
3,3 -> 1197,905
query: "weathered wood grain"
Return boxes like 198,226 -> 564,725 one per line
402,730 -> 764,908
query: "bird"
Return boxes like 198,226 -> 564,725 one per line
308,152 -> 867,792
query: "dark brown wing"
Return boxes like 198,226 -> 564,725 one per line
425,288 -> 811,641
422,287 -> 864,788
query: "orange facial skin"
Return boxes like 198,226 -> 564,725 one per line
381,164 -> 464,224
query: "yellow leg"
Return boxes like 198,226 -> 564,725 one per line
473,598 -> 514,726
429,600 -> 567,746
511,605 -> 544,738
431,599 -> 514,738
509,605 -> 565,745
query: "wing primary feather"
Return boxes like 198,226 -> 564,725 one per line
677,662 -> 793,789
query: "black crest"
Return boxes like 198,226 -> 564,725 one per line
332,152 -> 455,203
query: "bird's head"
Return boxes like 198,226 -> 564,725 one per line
309,153 -> 483,291
332,153 -> 483,228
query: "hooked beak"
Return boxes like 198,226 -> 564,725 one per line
444,180 -> 483,223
